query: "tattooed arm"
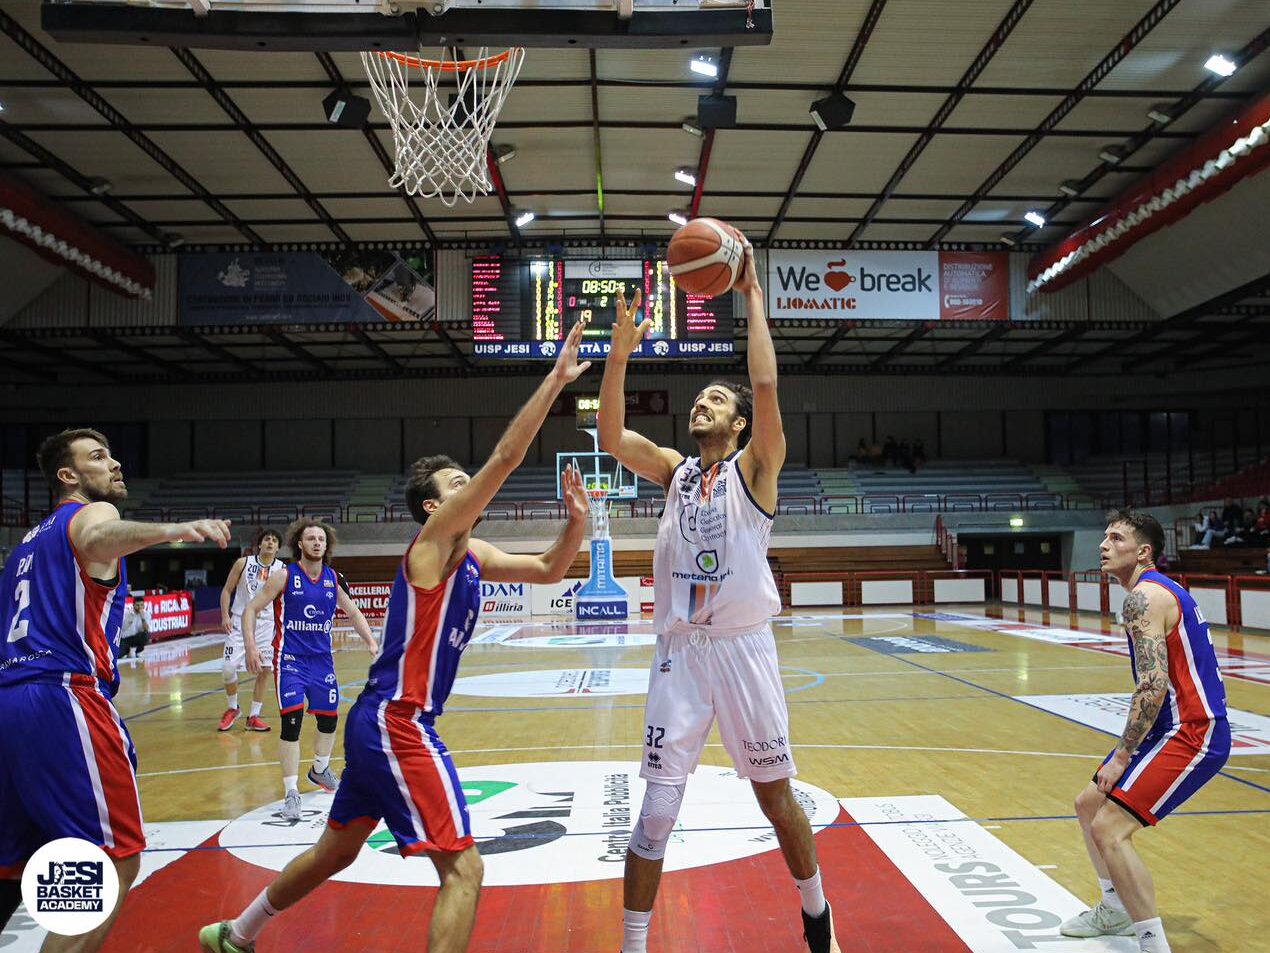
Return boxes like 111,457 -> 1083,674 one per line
1096,585 -> 1173,793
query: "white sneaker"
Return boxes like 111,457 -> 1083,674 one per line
1060,902 -> 1135,937
279,791 -> 302,822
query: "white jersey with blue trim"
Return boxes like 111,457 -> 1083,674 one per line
653,450 -> 781,637
231,555 -> 282,628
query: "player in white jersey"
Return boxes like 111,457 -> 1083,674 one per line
218,527 -> 284,732
598,243 -> 838,953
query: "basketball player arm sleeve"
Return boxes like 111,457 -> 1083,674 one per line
424,320 -> 591,542
242,569 -> 288,663
220,557 -> 246,626
737,245 -> 786,478
1098,587 -> 1171,792
336,586 -> 378,653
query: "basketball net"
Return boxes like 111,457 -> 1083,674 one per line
361,46 -> 525,206
586,488 -> 611,540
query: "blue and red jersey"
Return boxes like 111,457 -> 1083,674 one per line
276,562 -> 338,658
1133,570 -> 1227,727
0,501 -> 128,697
362,538 -> 482,716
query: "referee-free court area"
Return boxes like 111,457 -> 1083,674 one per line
5,603 -> 1267,953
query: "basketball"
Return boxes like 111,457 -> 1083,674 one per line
667,217 -> 746,297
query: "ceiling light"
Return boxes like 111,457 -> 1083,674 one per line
1098,145 -> 1125,165
668,212 -> 689,227
690,55 -> 718,78
998,232 -> 1018,247
88,177 -> 113,196
1024,211 -> 1046,228
809,91 -> 856,131
514,211 -> 535,227
493,144 -> 517,166
1058,180 -> 1081,197
1204,53 -> 1237,77
1146,104 -> 1174,125
681,120 -> 705,138
1009,516 -> 1024,528
167,235 -> 186,249
674,167 -> 697,187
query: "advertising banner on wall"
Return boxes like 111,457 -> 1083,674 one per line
179,248 -> 435,325
767,250 -> 1009,321
132,591 -> 193,641
343,582 -> 392,621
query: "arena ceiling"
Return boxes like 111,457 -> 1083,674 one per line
1,0 -> 1268,379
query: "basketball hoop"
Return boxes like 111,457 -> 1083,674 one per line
361,45 -> 525,206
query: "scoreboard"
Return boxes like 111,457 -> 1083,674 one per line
472,257 -> 734,359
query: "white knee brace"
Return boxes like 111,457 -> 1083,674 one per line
629,781 -> 685,861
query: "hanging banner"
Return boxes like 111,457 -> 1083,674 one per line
767,250 -> 1009,321
179,249 -> 434,325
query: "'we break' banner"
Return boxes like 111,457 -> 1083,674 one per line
767,250 -> 1009,321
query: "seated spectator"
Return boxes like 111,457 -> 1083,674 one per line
120,599 -> 149,660
1190,510 -> 1225,548
913,438 -> 927,468
882,435 -> 898,466
1225,509 -> 1259,546
1256,504 -> 1270,545
1221,497 -> 1243,529
867,440 -> 883,466
855,437 -> 869,464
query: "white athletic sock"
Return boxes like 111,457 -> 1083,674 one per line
231,887 -> 278,944
794,868 -> 827,918
226,695 -> 239,710
1134,917 -> 1170,952
283,776 -> 298,796
313,755 -> 330,773
249,701 -> 263,718
622,908 -> 652,953
1099,877 -> 1127,914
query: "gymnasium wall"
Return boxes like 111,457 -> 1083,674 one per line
3,374 -> 1268,476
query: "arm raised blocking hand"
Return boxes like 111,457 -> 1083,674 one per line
423,319 -> 592,542
596,287 -> 683,490
470,464 -> 590,584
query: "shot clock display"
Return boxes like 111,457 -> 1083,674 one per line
472,257 -> 734,359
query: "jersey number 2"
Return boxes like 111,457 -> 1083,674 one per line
6,579 -> 31,643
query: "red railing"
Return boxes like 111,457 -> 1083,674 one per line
934,514 -> 960,568
998,568 -> 1265,629
0,490 -> 1124,528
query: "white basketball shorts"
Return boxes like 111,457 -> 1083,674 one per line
640,624 -> 796,784
223,616 -> 276,672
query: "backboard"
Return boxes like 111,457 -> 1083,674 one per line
42,1 -> 773,51
557,451 -> 638,502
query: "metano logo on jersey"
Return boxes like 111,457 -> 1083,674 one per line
220,762 -> 840,887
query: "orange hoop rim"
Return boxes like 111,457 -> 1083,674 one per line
373,48 -> 519,72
